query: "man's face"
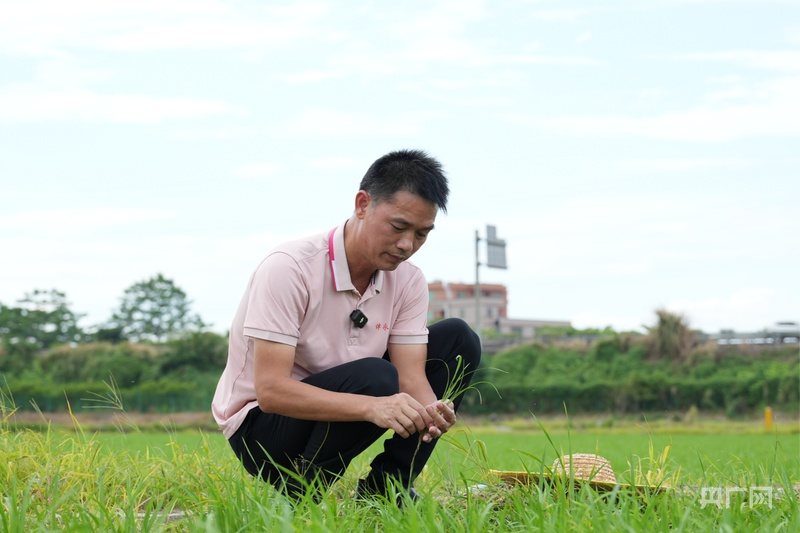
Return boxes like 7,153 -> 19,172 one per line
360,190 -> 438,271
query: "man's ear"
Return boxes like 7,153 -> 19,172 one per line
354,190 -> 371,218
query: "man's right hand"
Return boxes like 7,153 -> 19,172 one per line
367,393 -> 433,438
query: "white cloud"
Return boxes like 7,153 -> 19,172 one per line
0,0 -> 326,55
0,87 -> 240,123
470,52 -> 601,67
675,50 -> 800,73
708,74 -> 744,85
785,24 -> 800,45
306,156 -> 364,172
426,76 -> 519,90
0,208 -> 174,232
529,8 -> 598,21
282,108 -> 436,137
99,17 -> 312,52
388,0 -> 487,54
169,127 -> 251,140
32,58 -> 113,89
634,88 -> 668,108
277,71 -> 345,84
617,157 -> 749,171
235,163 -> 284,179
298,1 -> 598,80
396,81 -> 512,107
539,76 -> 800,142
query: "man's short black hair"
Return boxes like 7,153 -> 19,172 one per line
359,149 -> 449,213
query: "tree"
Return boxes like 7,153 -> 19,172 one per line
158,331 -> 228,377
646,308 -> 694,362
109,274 -> 204,342
0,289 -> 85,373
0,290 -> 85,347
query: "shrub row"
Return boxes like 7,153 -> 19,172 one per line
3,377 -> 216,414
2,339 -> 797,418
461,370 -> 800,416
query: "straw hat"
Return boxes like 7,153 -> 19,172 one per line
552,453 -> 616,484
490,453 -> 666,495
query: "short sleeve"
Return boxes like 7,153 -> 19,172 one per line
242,251 -> 309,346
388,267 -> 429,344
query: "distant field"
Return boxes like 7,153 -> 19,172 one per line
92,416 -> 800,487
440,430 -> 800,481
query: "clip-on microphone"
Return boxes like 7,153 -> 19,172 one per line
350,309 -> 368,328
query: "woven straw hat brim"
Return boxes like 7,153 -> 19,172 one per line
488,469 -> 669,495
490,452 -> 669,494
489,469 -> 666,493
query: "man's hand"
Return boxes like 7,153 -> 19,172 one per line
366,393 -> 434,439
386,343 -> 456,442
421,399 -> 456,442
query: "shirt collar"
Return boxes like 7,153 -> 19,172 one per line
328,222 -> 384,293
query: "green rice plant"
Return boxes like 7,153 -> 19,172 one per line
1,377 -> 798,532
409,354 -> 501,480
79,375 -> 141,435
2,421 -> 798,532
0,380 -> 16,420
625,441 -> 681,489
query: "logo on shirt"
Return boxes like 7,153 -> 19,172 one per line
374,322 -> 390,331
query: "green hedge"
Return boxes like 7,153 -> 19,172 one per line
464,358 -> 799,416
3,377 -> 216,413
2,339 -> 797,417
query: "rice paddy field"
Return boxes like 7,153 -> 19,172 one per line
2,411 -> 798,532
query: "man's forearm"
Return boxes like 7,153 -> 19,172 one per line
257,376 -> 368,422
399,377 -> 437,407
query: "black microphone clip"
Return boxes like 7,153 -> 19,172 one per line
350,309 -> 368,328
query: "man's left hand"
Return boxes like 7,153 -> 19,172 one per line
421,399 -> 456,442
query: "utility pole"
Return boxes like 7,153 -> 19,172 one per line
475,225 -> 507,341
475,229 -> 481,339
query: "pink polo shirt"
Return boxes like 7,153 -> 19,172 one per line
212,222 -> 430,438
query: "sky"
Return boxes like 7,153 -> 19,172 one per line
1,0 -> 798,336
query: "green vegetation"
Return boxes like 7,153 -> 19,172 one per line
4,333 -> 224,413
1,288 -> 798,420
2,403 -> 797,532
467,340 -> 799,417
468,309 -> 798,417
1,275 -> 224,413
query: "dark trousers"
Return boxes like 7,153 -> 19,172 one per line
228,318 -> 481,495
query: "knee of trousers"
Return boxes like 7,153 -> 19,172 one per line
346,357 -> 399,397
438,317 -> 482,369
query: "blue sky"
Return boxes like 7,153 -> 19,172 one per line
1,0 -> 798,335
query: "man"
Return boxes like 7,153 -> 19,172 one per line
212,149 -> 482,502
